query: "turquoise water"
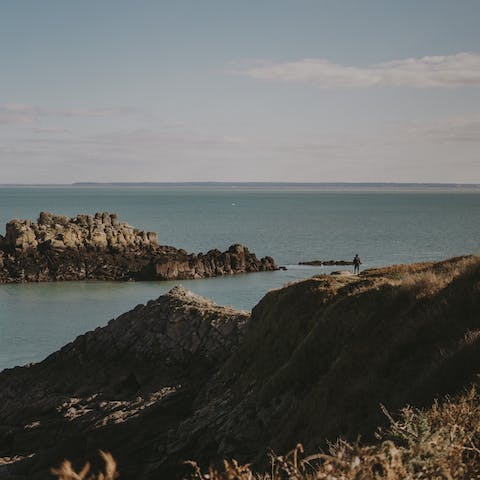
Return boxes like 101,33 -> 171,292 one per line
0,186 -> 479,370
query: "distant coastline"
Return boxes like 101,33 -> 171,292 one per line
0,182 -> 479,192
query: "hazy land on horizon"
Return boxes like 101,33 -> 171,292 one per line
0,182 -> 479,192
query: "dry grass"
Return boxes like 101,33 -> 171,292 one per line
357,255 -> 480,302
51,451 -> 118,480
48,387 -> 480,479
365,255 -> 479,285
185,387 -> 480,480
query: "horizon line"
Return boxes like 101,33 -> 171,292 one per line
0,181 -> 478,187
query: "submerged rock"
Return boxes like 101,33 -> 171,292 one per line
299,259 -> 354,266
0,212 -> 277,283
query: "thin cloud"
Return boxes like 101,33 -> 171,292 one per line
231,52 -> 480,88
90,128 -> 246,149
56,107 -> 135,117
0,104 -> 43,124
3,127 -> 249,161
32,127 -> 70,134
405,116 -> 480,143
0,104 -> 135,125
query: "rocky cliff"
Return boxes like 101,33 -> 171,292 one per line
1,255 -> 479,479
0,212 -> 277,282
0,286 -> 249,478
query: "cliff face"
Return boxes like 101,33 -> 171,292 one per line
0,212 -> 277,282
1,255 -> 479,479
0,286 -> 248,478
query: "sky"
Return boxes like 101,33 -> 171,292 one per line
1,0 -> 480,183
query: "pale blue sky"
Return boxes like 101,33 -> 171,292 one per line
1,0 -> 480,183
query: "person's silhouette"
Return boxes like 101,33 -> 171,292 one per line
353,254 -> 361,274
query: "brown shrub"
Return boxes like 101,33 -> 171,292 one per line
185,387 -> 480,480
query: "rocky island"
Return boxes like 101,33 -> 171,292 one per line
0,212 -> 277,283
0,254 -> 479,478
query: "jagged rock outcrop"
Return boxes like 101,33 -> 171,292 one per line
2,212 -> 157,252
2,255 -> 479,479
0,212 -> 277,283
0,286 -> 248,478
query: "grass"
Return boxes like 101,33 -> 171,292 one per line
184,386 -> 480,479
51,451 -> 117,480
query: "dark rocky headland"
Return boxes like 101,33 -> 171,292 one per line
0,254 -> 479,478
0,212 -> 277,283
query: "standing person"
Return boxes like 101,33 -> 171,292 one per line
353,254 -> 361,274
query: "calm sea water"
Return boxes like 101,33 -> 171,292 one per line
0,186 -> 479,370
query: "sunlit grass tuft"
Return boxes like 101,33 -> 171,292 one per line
51,451 -> 117,480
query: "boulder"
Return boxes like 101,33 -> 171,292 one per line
4,220 -> 38,251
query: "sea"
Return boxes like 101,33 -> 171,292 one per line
0,185 -> 479,371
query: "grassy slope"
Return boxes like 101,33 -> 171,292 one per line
51,255 -> 480,479
217,255 -> 480,458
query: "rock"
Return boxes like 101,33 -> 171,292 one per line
38,211 -> 53,225
4,220 -> 38,251
0,212 -> 277,283
228,244 -> 245,255
299,260 -> 354,266
330,270 -> 356,276
102,212 -> 111,225
52,214 -> 70,226
322,260 -> 354,266
0,287 -> 249,479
